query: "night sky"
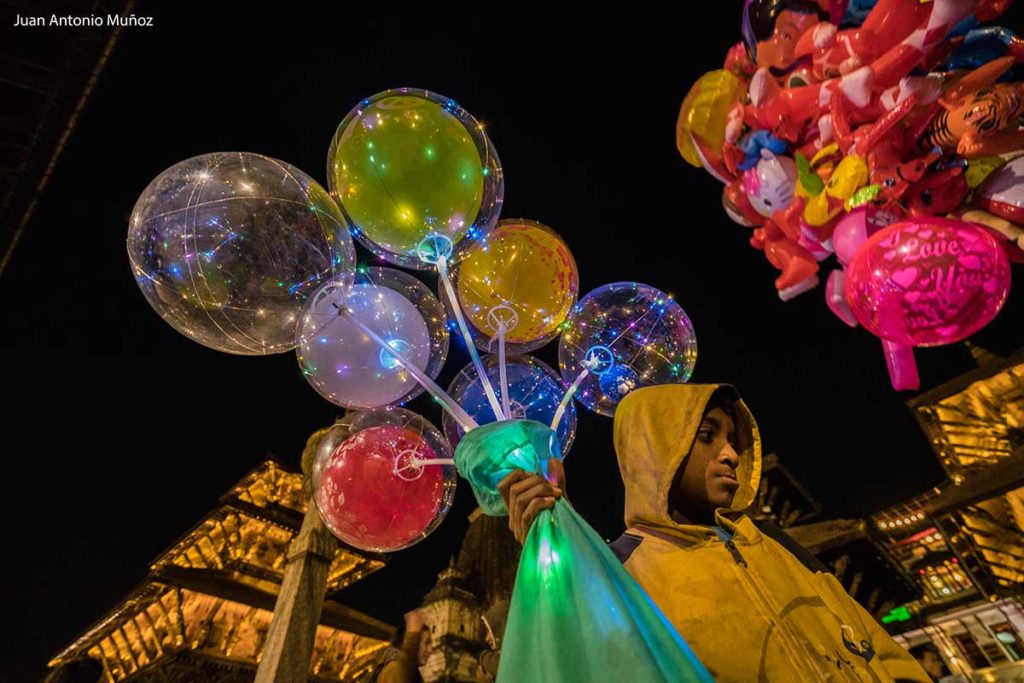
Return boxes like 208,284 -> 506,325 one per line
4,4 -> 1022,680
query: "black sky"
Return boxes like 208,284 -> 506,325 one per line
3,4 -> 1022,680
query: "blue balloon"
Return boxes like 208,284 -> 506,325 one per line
599,365 -> 640,401
939,26 -> 1024,76
442,355 -> 577,456
559,282 -> 698,417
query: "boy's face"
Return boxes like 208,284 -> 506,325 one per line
669,406 -> 741,522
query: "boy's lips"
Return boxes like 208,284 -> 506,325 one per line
716,471 -> 739,486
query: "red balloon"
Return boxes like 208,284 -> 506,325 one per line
845,217 -> 1011,348
315,424 -> 446,552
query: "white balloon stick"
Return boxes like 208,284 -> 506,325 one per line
436,256 -> 506,422
497,323 -> 512,420
551,357 -> 599,432
336,306 -> 478,433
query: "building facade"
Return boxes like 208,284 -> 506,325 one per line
880,350 -> 1024,681
47,460 -> 393,682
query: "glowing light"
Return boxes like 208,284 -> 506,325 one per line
380,339 -> 414,370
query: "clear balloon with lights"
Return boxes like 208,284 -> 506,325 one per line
559,282 -> 698,417
442,354 -> 576,454
445,219 -> 579,353
296,267 -> 449,409
327,88 -> 503,269
313,407 -> 457,553
127,152 -> 356,354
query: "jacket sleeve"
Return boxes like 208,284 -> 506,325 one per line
817,573 -> 931,683
374,650 -> 421,683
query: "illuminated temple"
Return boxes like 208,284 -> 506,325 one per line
788,348 -> 1024,680
47,461 -> 393,682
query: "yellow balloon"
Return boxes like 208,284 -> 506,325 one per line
800,152 -> 868,226
676,70 -> 742,168
453,219 -> 578,351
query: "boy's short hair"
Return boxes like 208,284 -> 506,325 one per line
706,387 -> 739,421
702,386 -> 750,453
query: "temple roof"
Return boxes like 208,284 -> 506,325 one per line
909,350 -> 1024,479
49,460 -> 392,682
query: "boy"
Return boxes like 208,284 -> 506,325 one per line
499,383 -> 929,681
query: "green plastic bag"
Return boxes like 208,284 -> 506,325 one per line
455,420 -> 713,683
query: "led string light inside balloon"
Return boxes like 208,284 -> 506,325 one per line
417,234 -> 506,422
330,297 -> 478,432
620,295 -> 675,386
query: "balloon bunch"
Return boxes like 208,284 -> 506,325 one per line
128,88 -> 699,552
678,0 -> 1019,389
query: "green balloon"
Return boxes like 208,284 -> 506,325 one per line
328,90 -> 500,267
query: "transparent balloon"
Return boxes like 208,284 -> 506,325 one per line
310,420 -> 352,495
442,355 -> 576,454
327,88 -> 504,269
313,407 -> 456,552
127,152 -> 355,355
559,282 -> 698,417
845,217 -> 1011,347
297,267 -> 449,409
445,219 -> 579,353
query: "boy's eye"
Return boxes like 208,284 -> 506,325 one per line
697,428 -> 714,442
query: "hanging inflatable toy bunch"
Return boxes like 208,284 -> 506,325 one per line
678,0 -> 1019,389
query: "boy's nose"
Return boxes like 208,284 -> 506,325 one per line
719,443 -> 740,468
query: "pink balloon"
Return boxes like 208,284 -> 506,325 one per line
845,217 -> 1011,348
315,424 -> 448,552
832,205 -> 900,266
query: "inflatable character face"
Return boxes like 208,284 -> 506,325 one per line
949,85 -> 1024,140
744,0 -> 826,70
742,151 -> 798,217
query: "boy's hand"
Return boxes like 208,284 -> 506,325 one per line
497,458 -> 566,545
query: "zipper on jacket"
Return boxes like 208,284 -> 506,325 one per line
715,523 -> 832,679
725,539 -> 748,567
713,526 -> 749,567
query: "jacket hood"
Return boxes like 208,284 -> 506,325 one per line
613,384 -> 762,540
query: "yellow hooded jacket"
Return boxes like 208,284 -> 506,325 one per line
612,385 -> 929,683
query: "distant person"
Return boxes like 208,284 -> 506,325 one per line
908,643 -> 964,682
370,609 -> 429,683
479,598 -> 509,681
